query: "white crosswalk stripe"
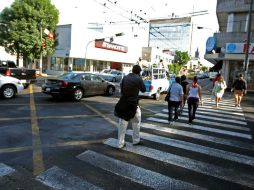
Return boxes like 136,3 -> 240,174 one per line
141,122 -> 253,149
36,166 -> 102,190
0,163 -> 15,177
77,150 -> 206,190
152,113 -> 250,131
162,109 -> 246,121
161,109 -> 246,125
104,138 -> 254,189
187,106 -> 244,116
126,130 -> 254,166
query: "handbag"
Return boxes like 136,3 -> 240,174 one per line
164,84 -> 172,102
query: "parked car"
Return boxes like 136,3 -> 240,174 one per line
0,60 -> 36,88
0,74 -> 24,99
41,72 -> 115,101
96,69 -> 124,82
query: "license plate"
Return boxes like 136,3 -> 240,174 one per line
21,80 -> 27,83
46,88 -> 51,92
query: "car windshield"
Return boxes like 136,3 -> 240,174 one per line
58,73 -> 81,80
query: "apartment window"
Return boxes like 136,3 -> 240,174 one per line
227,13 -> 234,32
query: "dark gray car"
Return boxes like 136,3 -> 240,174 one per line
42,72 -> 115,101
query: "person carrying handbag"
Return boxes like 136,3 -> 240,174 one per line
114,65 -> 146,149
166,77 -> 184,125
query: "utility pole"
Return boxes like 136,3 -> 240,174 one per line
244,0 -> 253,78
39,23 -> 43,74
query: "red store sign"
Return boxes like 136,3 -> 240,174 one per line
95,40 -> 128,53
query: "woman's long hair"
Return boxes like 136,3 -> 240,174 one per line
192,76 -> 198,88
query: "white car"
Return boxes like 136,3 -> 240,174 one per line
0,74 -> 24,99
96,69 -> 124,82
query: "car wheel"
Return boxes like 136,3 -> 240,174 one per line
153,89 -> 160,100
112,77 -> 116,82
73,88 -> 83,101
106,85 -> 115,96
1,85 -> 16,99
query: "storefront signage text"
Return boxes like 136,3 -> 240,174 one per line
226,43 -> 254,54
95,40 -> 128,53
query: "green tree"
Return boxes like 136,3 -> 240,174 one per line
201,66 -> 208,72
174,50 -> 191,65
0,0 -> 59,65
167,51 -> 191,75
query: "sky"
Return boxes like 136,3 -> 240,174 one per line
0,0 -> 218,62
0,0 -> 219,31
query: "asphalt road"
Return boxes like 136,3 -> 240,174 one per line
0,80 -> 254,190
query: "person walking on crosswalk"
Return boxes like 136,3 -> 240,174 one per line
114,65 -> 146,149
167,77 -> 184,124
231,73 -> 247,107
212,75 -> 227,108
179,75 -> 189,115
186,76 -> 203,124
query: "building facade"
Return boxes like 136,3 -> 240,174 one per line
205,0 -> 254,91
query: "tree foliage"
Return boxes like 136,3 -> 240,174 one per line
174,50 -> 191,66
167,50 -> 191,75
0,0 -> 59,64
168,64 -> 182,75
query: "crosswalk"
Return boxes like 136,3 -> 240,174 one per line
1,95 -> 253,189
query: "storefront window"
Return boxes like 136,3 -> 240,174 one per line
73,58 -> 85,71
50,57 -> 64,71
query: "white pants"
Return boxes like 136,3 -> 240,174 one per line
118,106 -> 141,148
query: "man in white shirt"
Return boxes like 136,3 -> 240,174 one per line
167,77 -> 184,124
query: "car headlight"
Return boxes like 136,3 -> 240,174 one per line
17,81 -> 22,85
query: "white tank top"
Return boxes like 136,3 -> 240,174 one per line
188,86 -> 199,98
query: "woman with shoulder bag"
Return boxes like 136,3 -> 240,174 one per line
212,75 -> 227,108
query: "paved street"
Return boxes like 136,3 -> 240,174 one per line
0,80 -> 254,190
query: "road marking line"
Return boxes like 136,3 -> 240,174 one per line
29,84 -> 44,176
147,118 -> 251,139
104,138 -> 254,188
141,122 -> 254,155
199,104 -> 243,112
77,150 -> 205,190
0,163 -> 15,177
181,112 -> 246,125
83,103 -> 118,128
0,140 -> 103,154
160,111 -> 246,125
162,109 -> 246,121
0,114 -> 114,121
154,113 -> 250,131
126,130 -> 254,165
36,166 -> 102,190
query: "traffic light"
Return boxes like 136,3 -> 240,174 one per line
41,39 -> 46,49
115,32 -> 124,37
